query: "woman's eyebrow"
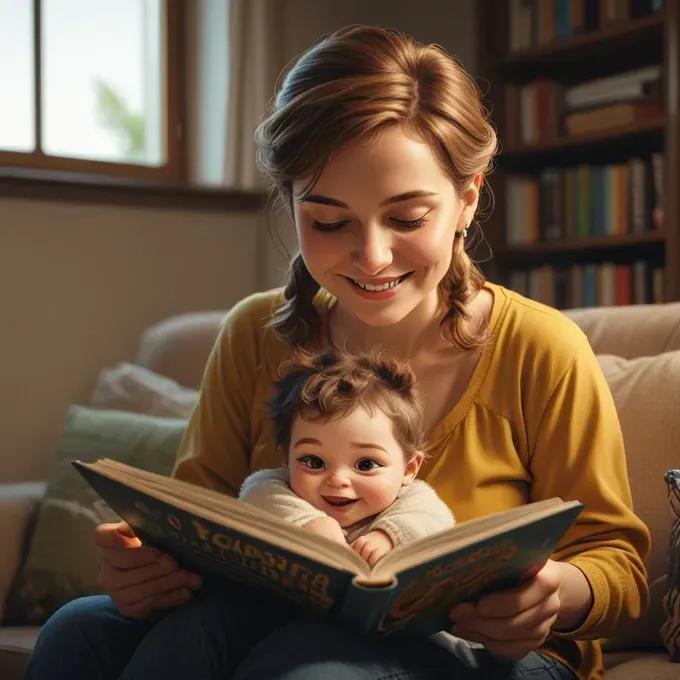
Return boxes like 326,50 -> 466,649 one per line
298,190 -> 437,208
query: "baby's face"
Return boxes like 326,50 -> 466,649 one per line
288,406 -> 420,527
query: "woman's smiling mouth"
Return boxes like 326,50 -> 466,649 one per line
345,273 -> 413,300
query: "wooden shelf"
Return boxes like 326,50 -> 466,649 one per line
477,0 -> 679,301
499,13 -> 664,79
501,231 -> 666,260
503,117 -> 665,158
499,116 -> 665,171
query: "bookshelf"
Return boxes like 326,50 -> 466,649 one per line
476,0 -> 678,309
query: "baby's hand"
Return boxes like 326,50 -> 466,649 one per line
351,530 -> 393,567
303,517 -> 347,544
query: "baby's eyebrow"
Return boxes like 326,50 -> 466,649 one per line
293,437 -> 322,447
351,442 -> 389,454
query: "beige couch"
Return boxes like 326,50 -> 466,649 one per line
1,300 -> 680,680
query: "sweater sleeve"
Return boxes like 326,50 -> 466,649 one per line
370,481 -> 456,547
529,332 -> 651,641
239,467 -> 329,527
171,295 -> 268,497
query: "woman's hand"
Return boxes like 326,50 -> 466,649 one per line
303,516 -> 347,544
351,530 -> 393,567
449,559 -> 564,661
95,521 -> 202,620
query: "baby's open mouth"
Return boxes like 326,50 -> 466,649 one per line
323,496 -> 358,507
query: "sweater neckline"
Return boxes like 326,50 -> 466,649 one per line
313,282 -> 509,463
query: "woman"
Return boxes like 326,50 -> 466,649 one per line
24,25 -> 649,680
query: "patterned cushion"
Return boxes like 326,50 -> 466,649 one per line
661,469 -> 680,660
3,406 -> 186,625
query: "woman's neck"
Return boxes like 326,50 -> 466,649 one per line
328,285 -> 492,361
329,290 -> 451,360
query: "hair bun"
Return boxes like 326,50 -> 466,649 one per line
376,360 -> 416,394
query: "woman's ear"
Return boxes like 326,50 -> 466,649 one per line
402,450 -> 424,485
460,174 -> 482,226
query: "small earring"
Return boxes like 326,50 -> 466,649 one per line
463,224 -> 469,239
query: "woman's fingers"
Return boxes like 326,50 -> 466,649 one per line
112,569 -> 201,609
454,592 -> 559,642
98,554 -> 178,592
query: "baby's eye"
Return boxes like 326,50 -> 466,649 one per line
299,455 -> 325,470
355,459 -> 381,472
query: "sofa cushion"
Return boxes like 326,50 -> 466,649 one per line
134,311 -> 227,389
0,626 -> 40,680
566,302 -> 680,359
661,469 -> 680,661
0,484 -> 46,624
596,351 -> 680,650
90,362 -> 198,418
603,651 -> 680,680
3,406 -> 186,626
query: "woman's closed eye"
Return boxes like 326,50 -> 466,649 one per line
297,455 -> 325,470
355,458 -> 383,472
390,210 -> 432,230
310,211 -> 431,233
310,219 -> 350,232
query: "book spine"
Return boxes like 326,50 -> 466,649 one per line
337,578 -> 399,634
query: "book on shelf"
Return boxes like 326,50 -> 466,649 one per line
506,153 -> 664,245
72,458 -> 584,638
509,260 -> 664,309
508,0 -> 664,54
505,66 -> 663,148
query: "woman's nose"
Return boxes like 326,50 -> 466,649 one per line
351,224 -> 393,275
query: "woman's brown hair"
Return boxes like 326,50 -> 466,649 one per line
255,25 -> 498,350
267,347 -> 426,457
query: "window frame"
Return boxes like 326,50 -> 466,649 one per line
0,0 -> 186,183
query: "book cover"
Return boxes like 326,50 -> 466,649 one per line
362,504 -> 582,636
73,461 -> 583,637
73,462 -> 356,619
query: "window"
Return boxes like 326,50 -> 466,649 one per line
0,0 -> 184,181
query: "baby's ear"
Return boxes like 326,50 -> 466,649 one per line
403,450 -> 424,485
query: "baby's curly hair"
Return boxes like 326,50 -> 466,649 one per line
267,347 -> 427,457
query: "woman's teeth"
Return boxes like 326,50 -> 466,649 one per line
353,275 -> 406,291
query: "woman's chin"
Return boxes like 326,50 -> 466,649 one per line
342,300 -> 421,329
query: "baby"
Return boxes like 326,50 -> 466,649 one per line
239,347 -> 455,566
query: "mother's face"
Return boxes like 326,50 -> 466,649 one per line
292,125 -> 480,328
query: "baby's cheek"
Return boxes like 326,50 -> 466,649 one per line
363,479 -> 402,512
290,472 -> 318,506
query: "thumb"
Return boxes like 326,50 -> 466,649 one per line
94,521 -> 142,549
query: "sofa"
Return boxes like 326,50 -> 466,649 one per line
1,299 -> 680,680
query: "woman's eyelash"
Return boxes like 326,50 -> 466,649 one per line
391,212 -> 431,230
310,211 -> 431,232
310,220 -> 348,232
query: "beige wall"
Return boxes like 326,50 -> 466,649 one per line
263,0 -> 479,288
0,198 -> 262,482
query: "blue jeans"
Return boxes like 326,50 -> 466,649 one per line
24,580 -> 577,680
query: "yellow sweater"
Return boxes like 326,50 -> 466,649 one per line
173,282 -> 650,680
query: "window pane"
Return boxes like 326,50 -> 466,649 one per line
42,0 -> 164,166
0,0 -> 35,152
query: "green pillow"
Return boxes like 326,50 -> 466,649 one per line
4,405 -> 186,625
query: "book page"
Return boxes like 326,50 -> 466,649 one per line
368,498 -> 573,582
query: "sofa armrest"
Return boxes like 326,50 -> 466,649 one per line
0,482 -> 47,623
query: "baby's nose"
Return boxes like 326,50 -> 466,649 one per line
326,471 -> 351,488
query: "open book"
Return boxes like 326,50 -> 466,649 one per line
73,459 -> 583,637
